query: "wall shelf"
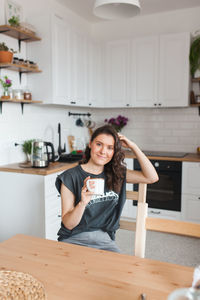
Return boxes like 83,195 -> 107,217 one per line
0,99 -> 42,114
0,62 -> 42,83
0,25 -> 41,51
0,62 -> 41,73
192,77 -> 200,82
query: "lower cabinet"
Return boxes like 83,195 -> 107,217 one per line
122,159 -> 200,223
182,162 -> 200,223
44,172 -> 62,240
0,171 -> 62,242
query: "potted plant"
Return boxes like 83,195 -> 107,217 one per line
22,139 -> 35,162
8,16 -> 20,27
0,42 -> 16,63
189,35 -> 200,78
104,115 -> 128,132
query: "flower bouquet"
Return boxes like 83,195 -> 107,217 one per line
105,115 -> 128,132
0,76 -> 12,99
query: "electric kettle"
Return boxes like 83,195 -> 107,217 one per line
31,140 -> 55,168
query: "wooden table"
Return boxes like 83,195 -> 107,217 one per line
0,235 -> 193,300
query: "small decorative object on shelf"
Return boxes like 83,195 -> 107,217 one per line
104,115 -> 128,132
0,42 -> 16,63
23,88 -> 32,100
19,22 -> 36,35
8,15 -> 20,27
5,0 -> 23,25
13,89 -> 23,100
0,75 -> 12,99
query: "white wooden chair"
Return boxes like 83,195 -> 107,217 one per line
120,183 -> 200,258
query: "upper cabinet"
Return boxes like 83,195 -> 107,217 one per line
27,10 -> 190,109
158,33 -> 190,107
130,36 -> 159,107
105,40 -> 130,107
88,40 -> 103,107
27,14 -> 91,106
131,32 -> 190,108
51,15 -> 71,105
70,28 -> 88,106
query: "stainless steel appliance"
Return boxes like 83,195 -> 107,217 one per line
31,140 -> 55,168
133,158 -> 182,212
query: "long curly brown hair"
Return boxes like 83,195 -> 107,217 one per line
80,125 -> 126,193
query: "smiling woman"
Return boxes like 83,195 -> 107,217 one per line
55,124 -> 158,253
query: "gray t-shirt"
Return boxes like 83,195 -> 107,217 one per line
55,164 -> 126,240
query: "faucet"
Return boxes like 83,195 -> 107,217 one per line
58,123 -> 66,156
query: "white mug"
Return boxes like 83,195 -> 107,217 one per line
86,178 -> 104,195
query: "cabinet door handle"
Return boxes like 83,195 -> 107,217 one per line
57,194 -> 61,198
198,197 -> 200,200
126,104 -> 129,107
150,210 -> 161,214
154,103 -> 157,106
158,103 -> 161,106
70,101 -> 76,104
58,214 -> 61,218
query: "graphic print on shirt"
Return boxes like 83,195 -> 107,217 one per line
87,191 -> 119,207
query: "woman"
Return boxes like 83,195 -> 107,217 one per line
55,125 -> 158,252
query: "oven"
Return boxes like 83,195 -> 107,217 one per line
133,159 -> 182,212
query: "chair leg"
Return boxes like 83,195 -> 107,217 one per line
135,202 -> 148,258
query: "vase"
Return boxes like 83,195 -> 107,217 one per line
26,153 -> 31,162
1,88 -> 10,100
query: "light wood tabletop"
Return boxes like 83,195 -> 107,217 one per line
0,234 -> 193,300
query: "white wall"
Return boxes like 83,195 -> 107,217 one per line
0,0 -> 92,165
0,2 -> 200,166
91,6 -> 200,41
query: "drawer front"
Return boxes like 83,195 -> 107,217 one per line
45,193 -> 61,213
148,208 -> 181,220
182,162 -> 200,195
182,194 -> 200,223
45,172 -> 62,197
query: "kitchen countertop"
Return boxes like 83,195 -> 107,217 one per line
125,151 -> 200,162
0,161 -> 78,175
0,152 -> 200,175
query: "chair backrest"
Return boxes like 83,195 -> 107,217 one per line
120,184 -> 200,258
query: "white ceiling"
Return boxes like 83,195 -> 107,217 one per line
56,0 -> 200,23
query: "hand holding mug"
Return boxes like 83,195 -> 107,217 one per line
81,176 -> 94,206
86,178 -> 104,195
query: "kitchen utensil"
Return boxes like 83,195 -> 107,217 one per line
31,140 -> 55,168
76,118 -> 84,127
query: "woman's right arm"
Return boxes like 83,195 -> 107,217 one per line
61,177 -> 93,230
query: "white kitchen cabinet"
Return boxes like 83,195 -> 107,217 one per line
88,40 -> 104,107
27,13 -> 90,106
70,28 -> 88,106
158,33 -> 190,107
182,162 -> 200,223
52,15 -> 71,105
0,171 -> 62,242
44,172 -> 62,240
27,13 -> 67,104
131,32 -> 190,108
105,40 -> 131,107
131,36 -> 159,107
